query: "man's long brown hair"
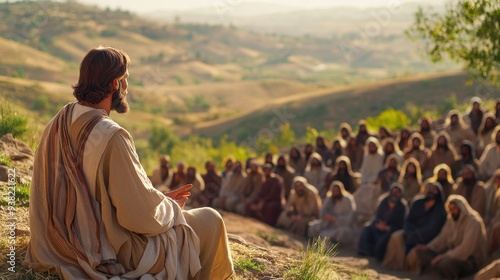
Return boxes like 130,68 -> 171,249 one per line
73,46 -> 130,104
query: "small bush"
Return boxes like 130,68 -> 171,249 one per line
0,182 -> 30,207
0,102 -> 28,138
285,237 -> 338,280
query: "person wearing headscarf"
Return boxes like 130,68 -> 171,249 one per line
325,137 -> 345,168
382,182 -> 447,272
345,137 -> 364,172
403,133 -> 430,174
382,138 -> 403,165
444,109 -> 476,151
245,164 -> 283,226
277,177 -> 322,237
195,160 -> 222,208
359,137 -> 385,184
288,147 -> 306,176
484,170 -> 500,256
304,152 -> 331,198
274,155 -> 296,199
425,163 -> 455,200
356,120 -> 375,146
212,161 -> 247,212
338,122 -> 353,142
358,183 -> 408,261
148,155 -> 174,192
476,112 -> 498,157
184,166 -> 205,208
315,136 -> 330,165
396,128 -> 412,152
467,96 -> 485,135
398,158 -> 423,204
236,159 -> 264,215
452,140 -> 481,179
479,126 -> 500,181
452,164 -> 487,217
325,156 -> 360,194
418,117 -> 437,149
375,154 -> 401,193
414,195 -> 487,279
317,181 -> 356,245
423,131 -> 458,179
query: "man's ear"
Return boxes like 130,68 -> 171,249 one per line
111,79 -> 119,90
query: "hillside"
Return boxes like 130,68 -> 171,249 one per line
0,1 -> 469,149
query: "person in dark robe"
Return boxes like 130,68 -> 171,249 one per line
289,146 -> 306,176
358,182 -> 408,261
325,156 -> 360,194
382,182 -> 447,272
274,155 -> 296,199
196,160 -> 223,208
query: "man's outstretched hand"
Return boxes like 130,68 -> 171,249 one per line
164,184 -> 192,209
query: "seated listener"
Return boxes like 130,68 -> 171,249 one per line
148,155 -> 173,191
23,47 -> 233,279
313,181 -> 356,245
277,176 -> 322,237
382,182 -> 447,272
212,161 -> 247,212
245,163 -> 283,226
358,183 -> 407,261
452,164 -> 487,217
415,195 -> 487,279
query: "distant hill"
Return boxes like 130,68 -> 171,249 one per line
0,1 -> 466,147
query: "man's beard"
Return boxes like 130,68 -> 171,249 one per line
463,178 -> 476,187
111,86 -> 129,114
452,212 -> 460,221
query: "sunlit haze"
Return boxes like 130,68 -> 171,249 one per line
77,0 -> 449,13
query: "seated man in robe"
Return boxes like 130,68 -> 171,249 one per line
358,182 -> 407,261
245,163 -> 284,226
382,182 -> 447,272
23,47 -> 233,279
311,181 -> 356,245
277,176 -> 322,237
415,195 -> 487,279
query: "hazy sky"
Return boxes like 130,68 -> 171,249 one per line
78,0 -> 449,13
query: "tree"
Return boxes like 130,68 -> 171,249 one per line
406,0 -> 500,87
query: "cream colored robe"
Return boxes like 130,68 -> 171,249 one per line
24,103 -> 233,279
479,144 -> 500,180
426,195 -> 487,268
277,178 -> 322,236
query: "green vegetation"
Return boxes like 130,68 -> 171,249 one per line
184,95 -> 211,112
256,230 -> 280,245
285,237 -> 338,280
0,102 -> 28,138
0,154 -> 12,167
234,258 -> 266,273
366,108 -> 410,131
407,0 -> 500,87
0,183 -> 30,207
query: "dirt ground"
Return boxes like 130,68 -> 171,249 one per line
220,210 -> 483,280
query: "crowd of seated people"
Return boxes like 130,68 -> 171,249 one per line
149,97 -> 500,279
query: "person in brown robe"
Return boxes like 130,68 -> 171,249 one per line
476,113 -> 498,157
274,155 -> 296,199
452,164 -> 487,217
277,176 -> 322,237
212,161 -> 247,212
398,158 -> 423,204
24,47 -> 233,279
424,163 -> 455,200
325,156 -> 360,194
403,133 -> 430,174
149,155 -> 174,192
246,164 -> 284,226
345,137 -> 364,172
184,166 -> 205,208
194,160 -> 223,208
418,117 -> 437,149
424,131 -> 458,179
288,146 -> 306,176
236,159 -> 264,215
444,109 -> 476,152
396,128 -> 412,152
338,122 -> 354,143
169,161 -> 187,190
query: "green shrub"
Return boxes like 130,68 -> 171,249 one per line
0,154 -> 12,166
0,102 -> 28,138
285,237 -> 338,280
234,258 -> 266,273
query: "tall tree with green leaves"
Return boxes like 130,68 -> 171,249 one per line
406,0 -> 499,87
